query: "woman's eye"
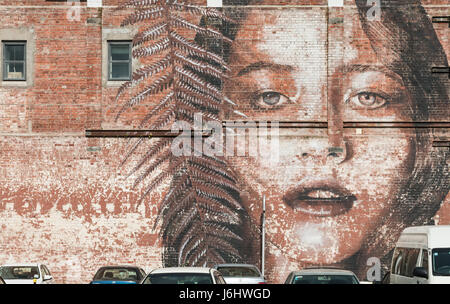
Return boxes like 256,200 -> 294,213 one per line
348,92 -> 388,109
254,91 -> 289,108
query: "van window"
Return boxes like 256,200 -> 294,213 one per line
432,248 -> 450,276
392,248 -> 420,277
421,250 -> 428,270
392,248 -> 404,275
404,249 -> 420,277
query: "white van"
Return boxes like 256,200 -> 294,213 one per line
390,225 -> 450,284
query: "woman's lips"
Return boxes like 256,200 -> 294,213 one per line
282,183 -> 357,217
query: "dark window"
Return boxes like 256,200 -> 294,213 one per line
421,250 -> 429,270
392,248 -> 404,275
293,275 -> 359,284
432,248 -> 450,276
0,266 -> 39,280
142,273 -> 213,284
3,42 -> 26,81
93,267 -> 141,282
404,248 -> 420,277
108,41 -> 131,81
216,266 -> 261,277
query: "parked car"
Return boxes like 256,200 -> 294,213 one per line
90,266 -> 146,284
0,264 -> 53,284
214,264 -> 266,284
390,225 -> 450,284
284,267 -> 360,284
142,267 -> 226,284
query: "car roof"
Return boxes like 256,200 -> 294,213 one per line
149,267 -> 213,274
97,265 -> 141,269
290,268 -> 357,276
1,263 -> 42,267
214,264 -> 259,268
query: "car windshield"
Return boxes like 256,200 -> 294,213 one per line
93,268 -> 140,281
0,266 -> 40,280
293,274 -> 359,284
432,248 -> 450,276
217,266 -> 260,277
143,273 -> 213,284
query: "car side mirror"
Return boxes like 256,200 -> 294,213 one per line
413,267 -> 428,279
43,275 -> 53,281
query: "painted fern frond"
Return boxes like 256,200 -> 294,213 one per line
121,6 -> 165,26
116,55 -> 171,102
132,37 -> 170,58
133,22 -> 168,46
115,0 -> 243,267
169,2 -> 236,24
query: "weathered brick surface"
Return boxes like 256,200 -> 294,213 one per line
0,0 -> 448,283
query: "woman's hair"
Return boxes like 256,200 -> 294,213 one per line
165,0 -> 449,277
352,0 -> 449,277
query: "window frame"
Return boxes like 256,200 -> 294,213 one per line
107,40 -> 132,81
2,41 -> 27,81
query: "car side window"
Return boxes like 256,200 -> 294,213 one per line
421,250 -> 429,270
284,272 -> 293,284
213,271 -> 226,284
44,266 -> 51,276
392,248 -> 404,275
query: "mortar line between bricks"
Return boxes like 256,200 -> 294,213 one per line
0,133 -> 85,137
1,5 -> 449,8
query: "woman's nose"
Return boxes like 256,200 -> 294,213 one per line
296,139 -> 347,165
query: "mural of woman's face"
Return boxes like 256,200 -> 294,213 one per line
223,8 -> 416,282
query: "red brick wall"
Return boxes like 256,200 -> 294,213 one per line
0,0 -> 448,283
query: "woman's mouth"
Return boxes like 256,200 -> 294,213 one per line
282,183 -> 356,217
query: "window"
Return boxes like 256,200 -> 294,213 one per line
213,271 -> 226,284
392,248 -> 404,275
421,249 -> 429,270
108,41 -> 131,81
404,248 -> 420,277
2,42 -> 26,81
432,248 -> 450,276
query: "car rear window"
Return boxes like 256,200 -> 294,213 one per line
216,266 -> 260,277
293,275 -> 358,284
0,266 -> 40,280
93,268 -> 140,281
143,273 -> 213,284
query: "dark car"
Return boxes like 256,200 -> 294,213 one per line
90,266 -> 146,284
284,268 -> 360,284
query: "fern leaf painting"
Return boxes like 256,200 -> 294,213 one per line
114,0 -> 245,267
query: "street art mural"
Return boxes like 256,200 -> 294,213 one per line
0,0 -> 448,284
114,0 -> 449,282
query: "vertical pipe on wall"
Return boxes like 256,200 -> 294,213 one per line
261,195 -> 266,277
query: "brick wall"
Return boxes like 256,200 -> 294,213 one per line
0,0 -> 448,283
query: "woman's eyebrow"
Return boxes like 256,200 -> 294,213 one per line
339,64 -> 403,81
236,61 -> 294,76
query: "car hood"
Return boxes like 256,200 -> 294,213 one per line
90,280 -> 138,284
223,277 -> 265,284
3,279 -> 38,284
430,276 -> 450,284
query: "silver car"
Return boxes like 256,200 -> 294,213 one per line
141,267 -> 226,284
214,264 -> 266,284
284,267 -> 360,284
